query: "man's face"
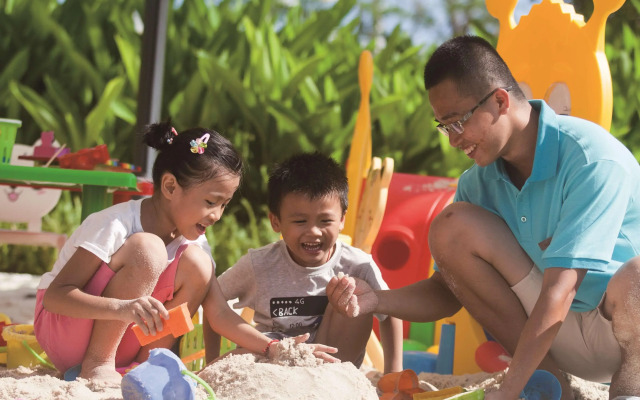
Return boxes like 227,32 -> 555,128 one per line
429,79 -> 510,167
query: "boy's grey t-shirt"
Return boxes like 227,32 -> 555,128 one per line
218,240 -> 389,337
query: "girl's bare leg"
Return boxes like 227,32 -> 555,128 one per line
80,233 -> 167,382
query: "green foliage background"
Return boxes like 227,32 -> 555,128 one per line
1,0 -> 639,275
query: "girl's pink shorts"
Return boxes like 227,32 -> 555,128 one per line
34,245 -> 187,373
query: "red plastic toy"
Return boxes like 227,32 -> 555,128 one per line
370,173 -> 456,337
132,303 -> 194,346
58,144 -> 110,170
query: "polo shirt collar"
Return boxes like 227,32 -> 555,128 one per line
487,99 -> 559,183
528,100 -> 559,182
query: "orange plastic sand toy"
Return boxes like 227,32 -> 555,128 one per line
132,302 -> 194,346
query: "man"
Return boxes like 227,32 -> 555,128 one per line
327,35 -> 640,399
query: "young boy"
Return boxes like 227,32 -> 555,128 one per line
207,152 -> 403,373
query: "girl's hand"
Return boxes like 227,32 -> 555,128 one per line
119,296 -> 169,336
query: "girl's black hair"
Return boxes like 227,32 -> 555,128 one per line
142,120 -> 243,190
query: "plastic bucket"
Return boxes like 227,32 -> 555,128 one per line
0,118 -> 22,164
1,324 -> 45,369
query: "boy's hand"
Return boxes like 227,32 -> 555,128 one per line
120,296 -> 169,336
292,333 -> 340,363
327,275 -> 378,317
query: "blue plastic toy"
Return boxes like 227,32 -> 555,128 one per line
121,348 -> 215,400
521,369 -> 562,400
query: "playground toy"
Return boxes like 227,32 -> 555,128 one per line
486,0 -> 625,130
0,141 -> 67,251
33,131 -> 70,158
377,369 -> 424,399
1,324 -> 51,369
133,302 -> 194,346
353,156 -> 394,253
121,348 -> 216,400
520,370 -> 562,400
56,143 -> 142,173
0,313 -> 13,365
0,118 -> 21,164
343,50 -> 373,239
58,144 -> 110,170
474,340 -> 511,373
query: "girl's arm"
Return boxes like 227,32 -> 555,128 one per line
201,274 -> 273,355
202,275 -> 339,362
43,247 -> 169,335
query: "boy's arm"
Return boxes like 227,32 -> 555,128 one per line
378,315 -> 404,373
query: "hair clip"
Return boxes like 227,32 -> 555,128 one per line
190,133 -> 210,154
167,127 -> 179,144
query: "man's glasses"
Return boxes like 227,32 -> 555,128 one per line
435,86 -> 513,137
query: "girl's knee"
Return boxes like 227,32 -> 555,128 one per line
176,245 -> 214,289
112,232 -> 167,275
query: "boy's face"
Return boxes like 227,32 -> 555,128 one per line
269,192 -> 345,268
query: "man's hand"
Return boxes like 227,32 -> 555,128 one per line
326,274 -> 378,317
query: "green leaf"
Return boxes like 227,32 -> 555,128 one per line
9,81 -> 64,136
115,34 -> 140,91
85,77 -> 126,143
0,49 -> 29,96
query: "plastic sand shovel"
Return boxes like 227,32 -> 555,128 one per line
520,370 -> 562,400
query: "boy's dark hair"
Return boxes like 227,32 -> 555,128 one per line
268,152 -> 348,218
142,120 -> 243,190
424,35 -> 526,101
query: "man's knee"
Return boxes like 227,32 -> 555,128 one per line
605,256 -> 640,344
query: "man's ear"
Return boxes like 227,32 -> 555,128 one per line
495,87 -> 511,115
268,212 -> 281,233
160,172 -> 178,200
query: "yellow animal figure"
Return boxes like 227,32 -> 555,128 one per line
485,0 -> 625,130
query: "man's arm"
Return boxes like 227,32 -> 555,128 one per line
327,271 -> 462,322
489,267 -> 586,400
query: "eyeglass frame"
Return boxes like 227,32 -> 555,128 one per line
435,86 -> 514,137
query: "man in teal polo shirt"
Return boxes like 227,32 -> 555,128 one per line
327,35 -> 640,399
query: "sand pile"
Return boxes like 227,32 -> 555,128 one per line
198,338 -> 378,400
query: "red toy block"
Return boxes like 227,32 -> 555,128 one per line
132,303 -> 194,346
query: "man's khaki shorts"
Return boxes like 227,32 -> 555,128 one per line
511,266 -> 621,383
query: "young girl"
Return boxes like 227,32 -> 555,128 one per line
34,122 -> 337,383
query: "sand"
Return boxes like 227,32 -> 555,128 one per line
0,272 -> 612,399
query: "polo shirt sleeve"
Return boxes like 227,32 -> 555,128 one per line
543,159 -> 632,271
